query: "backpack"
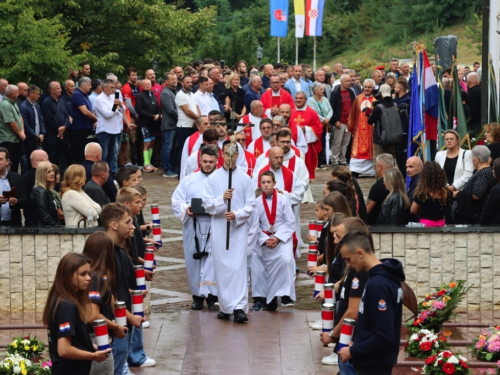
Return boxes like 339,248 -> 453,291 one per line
376,103 -> 403,145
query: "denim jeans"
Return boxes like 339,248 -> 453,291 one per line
339,360 -> 357,375
96,132 -> 121,175
162,129 -> 176,173
128,325 -> 147,367
111,334 -> 130,375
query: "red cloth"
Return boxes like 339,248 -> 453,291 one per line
261,89 -> 295,112
257,165 -> 294,192
289,107 -> 323,179
340,90 -> 352,124
244,150 -> 256,177
121,82 -> 138,107
187,131 -> 200,155
241,113 -> 268,148
253,137 -> 265,158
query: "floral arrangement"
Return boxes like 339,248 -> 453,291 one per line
422,350 -> 470,375
6,335 -> 45,359
404,329 -> 449,358
0,353 -> 32,375
30,360 -> 52,375
408,280 -> 470,332
472,326 -> 500,362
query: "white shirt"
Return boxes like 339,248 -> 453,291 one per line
176,89 -> 198,128
94,92 -> 125,135
294,79 -> 302,93
194,90 -> 213,116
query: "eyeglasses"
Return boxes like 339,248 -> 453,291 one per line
235,138 -> 245,143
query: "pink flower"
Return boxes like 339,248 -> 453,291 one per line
497,360 -> 500,367
476,339 -> 486,349
433,301 -> 446,310
487,341 -> 500,353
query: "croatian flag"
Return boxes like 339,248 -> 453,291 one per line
59,323 -> 70,332
305,0 -> 325,37
294,0 -> 305,38
423,50 -> 439,141
89,291 -> 100,300
270,0 -> 289,37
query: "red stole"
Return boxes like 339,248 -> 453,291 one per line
197,149 -> 224,169
258,165 -> 293,192
285,155 -> 296,172
188,131 -> 200,155
244,150 -> 256,177
262,189 -> 278,231
254,137 -> 265,158
241,113 -> 268,148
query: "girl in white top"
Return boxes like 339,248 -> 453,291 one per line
60,165 -> 101,227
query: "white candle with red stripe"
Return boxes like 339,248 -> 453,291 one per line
93,319 -> 111,350
338,318 -> 356,351
307,243 -> 318,276
322,303 -> 334,332
314,270 -> 326,297
131,291 -> 144,317
152,223 -> 162,247
144,249 -> 155,272
151,204 -> 160,225
324,283 -> 335,305
114,301 -> 127,326
308,220 -> 317,237
134,265 -> 146,290
316,220 -> 324,241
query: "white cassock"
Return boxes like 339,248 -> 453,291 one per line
217,140 -> 249,173
257,192 -> 296,303
294,124 -> 308,155
171,171 -> 217,298
252,166 -> 305,206
246,210 -> 260,289
247,137 -> 271,156
202,167 -> 255,314
180,132 -> 203,180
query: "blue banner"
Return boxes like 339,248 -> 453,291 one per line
270,0 -> 289,37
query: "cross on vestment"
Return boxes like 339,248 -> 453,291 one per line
294,114 -> 305,127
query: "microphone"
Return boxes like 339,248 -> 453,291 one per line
111,91 -> 120,111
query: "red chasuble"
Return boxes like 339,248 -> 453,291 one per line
261,89 -> 295,112
289,107 -> 323,179
257,165 -> 294,192
347,95 -> 374,160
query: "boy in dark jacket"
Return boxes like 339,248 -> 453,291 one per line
337,230 -> 405,375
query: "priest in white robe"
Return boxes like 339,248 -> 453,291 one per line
179,116 -> 210,180
172,146 -> 219,310
202,140 -> 255,323
256,171 -> 296,310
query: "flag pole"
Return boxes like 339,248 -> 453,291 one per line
295,38 -> 298,65
313,36 -> 316,70
277,37 -> 280,63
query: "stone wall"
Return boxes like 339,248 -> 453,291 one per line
370,227 -> 500,311
0,228 -> 96,314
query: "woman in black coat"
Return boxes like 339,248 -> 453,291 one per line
30,161 -> 60,227
377,167 -> 410,225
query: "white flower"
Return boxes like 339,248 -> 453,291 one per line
410,334 -> 418,341
459,355 -> 467,361
22,339 -> 30,345
13,365 -> 21,374
434,342 -> 439,348
421,365 -> 426,373
448,356 -> 459,364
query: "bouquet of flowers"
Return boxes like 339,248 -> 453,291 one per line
30,360 -> 52,375
422,350 -> 470,375
6,335 -> 45,359
472,326 -> 500,362
404,329 -> 449,358
0,353 -> 32,375
408,280 -> 470,332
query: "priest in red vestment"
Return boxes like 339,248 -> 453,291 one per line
261,75 -> 295,117
288,92 -> 322,179
347,79 -> 375,176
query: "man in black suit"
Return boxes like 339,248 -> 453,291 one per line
81,142 -> 117,202
0,147 -> 26,226
21,149 -> 48,226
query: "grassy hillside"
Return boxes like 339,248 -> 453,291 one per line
324,24 -> 481,69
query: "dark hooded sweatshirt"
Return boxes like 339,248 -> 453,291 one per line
350,258 -> 405,371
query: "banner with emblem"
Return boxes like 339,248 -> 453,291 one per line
270,0 -> 289,37
305,0 -> 325,37
294,0 -> 305,38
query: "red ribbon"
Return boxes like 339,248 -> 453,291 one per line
262,188 -> 278,228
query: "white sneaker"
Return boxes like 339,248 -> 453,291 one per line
322,353 -> 339,365
139,357 -> 156,367
310,319 -> 322,330
142,321 -> 150,328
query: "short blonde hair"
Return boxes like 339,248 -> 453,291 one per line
60,164 -> 86,197
116,187 -> 140,204
35,161 -> 54,189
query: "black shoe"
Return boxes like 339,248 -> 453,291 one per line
233,309 -> 248,323
266,297 -> 278,311
217,311 -> 230,320
251,301 -> 263,311
191,296 -> 204,310
281,296 -> 295,307
208,303 -> 218,312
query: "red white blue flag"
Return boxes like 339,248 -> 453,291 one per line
305,0 -> 325,37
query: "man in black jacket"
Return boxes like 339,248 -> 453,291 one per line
81,142 -> 117,202
329,74 -> 355,166
83,160 -> 111,209
0,147 -> 26,226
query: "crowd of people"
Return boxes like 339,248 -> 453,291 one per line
0,57 -> 496,375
